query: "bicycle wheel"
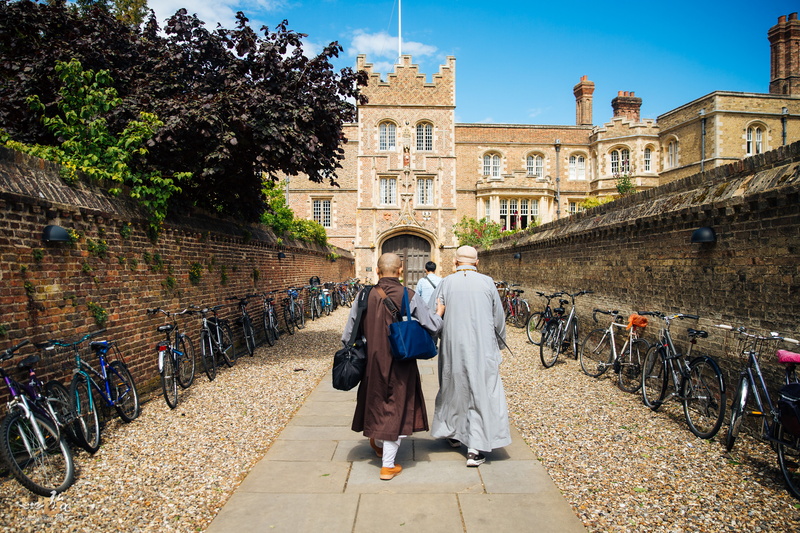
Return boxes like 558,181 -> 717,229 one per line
262,308 -> 276,346
641,346 -> 668,410
310,296 -> 320,320
176,335 -> 196,389
201,330 -> 217,381
283,305 -> 295,335
540,319 -> 564,368
568,320 -> 580,359
618,339 -> 648,393
777,424 -> 800,499
725,376 -> 749,451
525,312 -> 545,345
682,356 -> 726,439
160,349 -> 179,409
580,328 -> 612,378
43,380 -> 79,444
68,373 -> 101,453
217,321 -> 236,367
295,302 -> 306,329
109,361 -> 140,422
242,315 -> 256,356
325,297 -> 331,316
0,410 -> 74,496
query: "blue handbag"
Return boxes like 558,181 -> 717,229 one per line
384,287 -> 437,361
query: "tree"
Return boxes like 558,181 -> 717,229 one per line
615,173 -> 636,197
453,217 -> 508,249
0,1 -> 367,222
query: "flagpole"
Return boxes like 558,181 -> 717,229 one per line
398,0 -> 402,62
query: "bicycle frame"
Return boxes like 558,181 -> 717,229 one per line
74,342 -> 133,409
1,343 -> 55,445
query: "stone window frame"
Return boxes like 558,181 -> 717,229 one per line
609,146 -> 631,175
379,175 -> 397,206
416,176 -> 434,206
312,197 -> 332,228
378,120 -> 397,151
643,145 -> 655,173
568,152 -> 587,180
525,153 -> 545,178
415,121 -> 434,151
483,152 -> 502,178
665,137 -> 679,169
745,122 -> 767,156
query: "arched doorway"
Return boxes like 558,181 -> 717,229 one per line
381,234 -> 431,288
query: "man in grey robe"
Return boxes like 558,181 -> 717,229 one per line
430,245 -> 511,466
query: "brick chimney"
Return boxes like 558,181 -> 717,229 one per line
769,12 -> 800,95
611,91 -> 642,122
573,75 -> 595,126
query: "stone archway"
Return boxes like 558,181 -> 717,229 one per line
381,234 -> 432,289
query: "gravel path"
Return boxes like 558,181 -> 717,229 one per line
1,309 -> 799,532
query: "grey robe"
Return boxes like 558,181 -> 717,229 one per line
430,266 -> 511,452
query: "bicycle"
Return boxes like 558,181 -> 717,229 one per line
525,291 -> 561,345
640,312 -> 725,439
540,290 -> 593,368
228,295 -> 257,357
307,284 -> 323,321
0,340 -> 75,495
282,287 -> 305,334
194,305 -> 235,380
259,291 -> 281,347
713,324 -> 800,498
502,283 -> 529,328
147,307 -> 197,409
580,310 -> 650,393
49,330 -> 140,454
335,282 -> 352,308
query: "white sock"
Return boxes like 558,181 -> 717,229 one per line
382,437 -> 404,468
468,447 -> 479,455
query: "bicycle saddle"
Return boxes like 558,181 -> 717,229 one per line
778,350 -> 800,364
687,329 -> 708,339
18,354 -> 40,368
554,307 -> 565,315
158,324 -> 175,333
89,340 -> 111,350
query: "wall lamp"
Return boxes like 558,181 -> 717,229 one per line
42,225 -> 70,242
691,227 -> 716,244
277,251 -> 287,259
513,252 -> 522,260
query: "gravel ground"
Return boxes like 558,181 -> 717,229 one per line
1,309 -> 800,532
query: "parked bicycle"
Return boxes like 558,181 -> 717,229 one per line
525,291 -> 561,345
307,284 -> 324,321
228,295 -> 257,357
335,282 -> 352,308
147,307 -> 197,409
282,287 -> 305,334
259,291 -> 281,347
500,283 -> 529,328
713,324 -> 800,498
0,340 -> 75,495
580,310 -> 650,393
47,330 -> 140,454
193,305 -> 235,380
640,312 -> 725,439
540,290 -> 592,368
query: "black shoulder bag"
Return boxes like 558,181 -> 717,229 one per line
332,285 -> 372,391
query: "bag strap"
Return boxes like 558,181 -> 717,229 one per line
401,288 -> 412,321
346,285 -> 372,345
423,275 -> 438,289
374,285 -> 401,322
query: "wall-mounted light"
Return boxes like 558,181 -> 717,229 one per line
42,225 -> 70,242
277,251 -> 287,259
513,252 -> 522,260
691,227 -> 716,244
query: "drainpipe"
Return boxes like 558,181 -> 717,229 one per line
554,139 -> 561,220
699,109 -> 706,174
783,107 -> 789,146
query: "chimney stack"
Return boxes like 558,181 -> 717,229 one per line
611,91 -> 642,122
769,12 -> 800,95
573,75 -> 595,126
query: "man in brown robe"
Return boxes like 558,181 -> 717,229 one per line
341,253 -> 442,480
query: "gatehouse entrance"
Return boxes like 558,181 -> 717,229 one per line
381,234 -> 431,289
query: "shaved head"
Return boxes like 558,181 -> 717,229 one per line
377,253 -> 402,277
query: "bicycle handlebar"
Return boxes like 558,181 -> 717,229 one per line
2,339 -> 30,360
592,309 -> 619,323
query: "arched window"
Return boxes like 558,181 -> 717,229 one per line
746,126 -> 764,156
416,122 -> 433,151
526,154 -> 544,178
667,140 -> 679,169
379,121 -> 396,151
644,147 -> 652,172
483,153 -> 501,177
569,155 -> 586,180
610,150 -> 619,174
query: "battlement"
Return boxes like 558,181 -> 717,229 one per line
356,54 -> 456,107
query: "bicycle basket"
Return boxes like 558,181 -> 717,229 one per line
779,383 -> 800,437
627,314 -> 648,330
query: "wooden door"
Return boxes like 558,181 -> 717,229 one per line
381,235 -> 431,289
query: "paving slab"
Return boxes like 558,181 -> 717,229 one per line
354,493 -> 463,533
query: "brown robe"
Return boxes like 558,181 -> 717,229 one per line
351,277 -> 428,441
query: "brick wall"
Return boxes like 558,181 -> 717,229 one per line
0,147 -> 354,397
480,141 -> 800,388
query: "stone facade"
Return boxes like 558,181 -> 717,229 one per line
287,13 -> 800,287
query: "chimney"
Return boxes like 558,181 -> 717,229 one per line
769,12 -> 800,95
573,75 -> 595,126
611,90 -> 642,122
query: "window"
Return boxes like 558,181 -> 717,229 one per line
611,149 -> 630,174
526,154 -> 543,178
483,153 -> 501,177
379,121 -> 396,151
569,155 -> 586,180
530,199 -> 539,218
644,148 -> 652,172
416,122 -> 433,151
379,177 -> 397,205
568,201 -> 582,215
747,126 -> 764,156
611,151 -> 619,174
498,197 -> 538,229
312,199 -> 331,228
417,178 -> 433,205
667,140 -> 678,169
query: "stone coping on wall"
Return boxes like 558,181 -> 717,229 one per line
488,141 -> 800,254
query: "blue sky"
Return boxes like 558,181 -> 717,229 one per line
147,0 -> 797,125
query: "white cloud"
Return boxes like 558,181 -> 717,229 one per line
147,0 -> 288,29
346,30 -> 437,60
